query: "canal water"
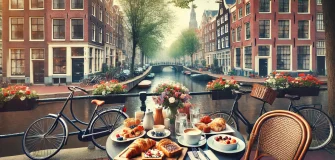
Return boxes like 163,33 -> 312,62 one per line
0,67 -> 328,157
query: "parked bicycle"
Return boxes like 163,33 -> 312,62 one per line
22,86 -> 128,160
80,75 -> 107,87
209,90 -> 333,150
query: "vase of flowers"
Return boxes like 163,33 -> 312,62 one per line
286,73 -> 321,96
206,77 -> 240,100
0,85 -> 39,112
153,81 -> 192,123
92,79 -> 128,104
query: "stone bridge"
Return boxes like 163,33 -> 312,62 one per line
150,62 -> 184,73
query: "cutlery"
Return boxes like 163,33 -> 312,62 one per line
198,148 -> 210,160
191,147 -> 200,160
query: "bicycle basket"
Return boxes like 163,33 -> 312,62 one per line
250,84 -> 277,105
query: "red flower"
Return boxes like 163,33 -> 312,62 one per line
10,90 -> 15,95
3,92 -> 8,97
25,90 -> 31,95
298,73 -> 306,77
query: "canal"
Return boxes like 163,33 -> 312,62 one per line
0,67 -> 328,157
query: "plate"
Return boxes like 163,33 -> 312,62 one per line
110,126 -> 146,142
147,129 -> 171,139
193,123 -> 235,135
207,134 -> 245,153
177,135 -> 206,147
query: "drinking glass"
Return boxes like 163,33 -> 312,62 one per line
190,106 -> 200,124
175,113 -> 187,135
135,111 -> 144,120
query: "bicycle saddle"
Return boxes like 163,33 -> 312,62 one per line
91,100 -> 105,106
284,94 -> 300,100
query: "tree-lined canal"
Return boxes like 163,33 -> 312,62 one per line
0,67 -> 328,157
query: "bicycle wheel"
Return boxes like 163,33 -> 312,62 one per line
89,109 -> 128,150
297,107 -> 333,150
209,111 -> 239,130
22,116 -> 67,160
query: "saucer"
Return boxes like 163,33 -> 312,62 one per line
147,129 -> 171,139
207,134 -> 245,153
177,135 -> 206,147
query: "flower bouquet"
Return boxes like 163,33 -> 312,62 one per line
93,79 -> 128,104
264,72 -> 291,97
152,81 -> 192,122
0,85 -> 39,112
286,73 -> 321,96
206,77 -> 239,100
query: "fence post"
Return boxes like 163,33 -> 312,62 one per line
139,92 -> 147,112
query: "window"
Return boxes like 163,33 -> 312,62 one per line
317,41 -> 326,56
106,33 -> 109,43
259,20 -> 270,38
71,19 -> 83,39
217,29 -> 220,37
92,23 -> 95,41
297,46 -> 310,70
225,14 -> 228,21
31,18 -> 44,40
232,29 -> 235,42
225,36 -> 229,47
245,22 -> 250,39
31,0 -> 44,9
237,26 -> 241,41
221,27 -> 224,36
71,47 -> 84,56
233,12 -> 236,22
298,20 -> 309,39
259,0 -> 270,12
317,13 -> 324,31
244,46 -> 252,69
92,3 -> 95,16
53,0 -> 64,9
225,24 -> 228,33
110,32 -> 113,44
221,17 -> 224,24
278,20 -> 290,38
10,0 -> 24,9
236,48 -> 241,67
31,49 -> 44,59
298,0 -> 309,13
221,38 -> 224,48
10,18 -> 24,40
218,39 -> 221,50
238,8 -> 242,19
53,19 -> 65,39
258,46 -> 270,56
53,48 -> 66,74
317,0 -> 322,5
279,0 -> 289,13
11,49 -> 25,75
71,0 -> 83,9
99,28 -> 102,43
277,46 -> 291,70
100,7 -> 103,21
246,3 -> 250,15
217,19 -> 220,26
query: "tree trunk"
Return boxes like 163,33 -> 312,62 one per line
323,0 -> 335,121
141,51 -> 144,66
190,55 -> 193,67
131,40 -> 137,77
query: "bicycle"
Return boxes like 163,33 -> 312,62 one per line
80,75 -> 107,87
22,86 -> 129,160
209,90 -> 333,150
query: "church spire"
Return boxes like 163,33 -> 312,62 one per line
189,4 -> 198,29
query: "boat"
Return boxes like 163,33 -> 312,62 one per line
184,71 -> 191,75
138,80 -> 152,88
190,74 -> 212,81
146,73 -> 155,79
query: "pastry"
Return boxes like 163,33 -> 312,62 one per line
211,118 -> 226,125
124,138 -> 156,158
209,118 -> 226,132
203,126 -> 211,133
195,123 -> 207,131
124,118 -> 141,127
156,139 -> 182,158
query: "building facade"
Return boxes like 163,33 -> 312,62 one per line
201,10 -> 218,67
230,0 -> 320,77
315,0 -> 326,75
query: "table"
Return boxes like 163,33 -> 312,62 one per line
106,127 -> 246,160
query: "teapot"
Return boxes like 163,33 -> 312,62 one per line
143,109 -> 154,130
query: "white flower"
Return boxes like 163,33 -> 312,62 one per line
225,84 -> 229,88
102,90 -> 106,95
169,97 -> 175,104
20,96 -> 26,101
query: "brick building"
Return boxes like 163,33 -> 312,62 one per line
315,0 -> 326,75
201,10 -> 218,67
230,0 -> 321,77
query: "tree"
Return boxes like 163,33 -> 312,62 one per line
139,35 -> 161,65
169,0 -> 196,9
168,39 -> 184,60
119,0 -> 172,76
179,29 -> 200,67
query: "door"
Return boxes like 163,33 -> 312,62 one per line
317,56 -> 326,75
72,59 -> 84,83
33,61 -> 44,84
259,59 -> 268,77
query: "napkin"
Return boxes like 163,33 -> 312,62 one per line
187,150 -> 219,160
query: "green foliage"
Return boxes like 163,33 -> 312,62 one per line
213,58 -> 218,67
194,59 -> 199,66
201,59 -> 206,67
169,0 -> 196,9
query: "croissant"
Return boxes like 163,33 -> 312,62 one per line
124,118 -> 141,127
124,138 -> 156,158
209,118 -> 226,132
195,123 -> 207,131
156,139 -> 182,158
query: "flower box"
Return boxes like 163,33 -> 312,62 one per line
275,89 -> 287,98
96,95 -> 127,104
286,87 -> 320,97
0,98 -> 37,112
211,89 -> 235,100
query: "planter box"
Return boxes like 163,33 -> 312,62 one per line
0,98 -> 37,112
275,89 -> 287,98
286,87 -> 320,97
96,94 -> 127,104
211,89 -> 235,100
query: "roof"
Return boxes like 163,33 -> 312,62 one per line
225,0 -> 236,4
204,10 -> 218,17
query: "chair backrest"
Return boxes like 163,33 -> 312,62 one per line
244,110 -> 311,160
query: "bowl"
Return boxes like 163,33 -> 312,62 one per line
153,125 -> 165,133
213,135 -> 238,151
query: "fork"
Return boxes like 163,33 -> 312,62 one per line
191,147 -> 200,160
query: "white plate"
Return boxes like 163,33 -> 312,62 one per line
193,123 -> 235,135
207,134 -> 245,153
110,126 -> 146,142
177,135 -> 207,147
147,129 -> 171,139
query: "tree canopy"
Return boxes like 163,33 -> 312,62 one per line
169,0 -> 196,9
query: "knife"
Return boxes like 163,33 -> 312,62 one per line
198,148 -> 210,160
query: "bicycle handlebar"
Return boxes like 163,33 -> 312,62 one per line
68,86 -> 89,94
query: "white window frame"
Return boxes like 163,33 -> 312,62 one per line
70,0 -> 84,10
245,22 -> 250,40
218,39 -> 221,50
316,13 -> 325,32
225,14 -> 228,21
99,28 -> 103,43
225,24 -> 228,33
30,48 -> 45,60
317,0 -> 322,5
9,0 -> 24,10
278,19 -> 291,40
221,17 -> 224,24
29,17 -> 45,41
106,33 -> 109,43
245,2 -> 251,16
92,23 -> 96,42
100,7 -> 103,21
297,0 -> 310,14
296,45 -> 312,71
234,48 -> 241,68
221,27 -> 224,36
107,14 -> 109,25
9,48 -> 25,77
278,0 -> 291,14
243,46 -> 253,70
221,37 -> 224,49
92,3 -> 96,16
225,36 -> 229,48
259,20 -> 271,39
30,0 -> 44,10
70,18 -> 84,41
276,45 -> 293,71
52,0 -> 65,10
238,8 -> 243,19
52,19 -> 66,41
9,17 -> 24,42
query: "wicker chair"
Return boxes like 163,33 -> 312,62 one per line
244,110 -> 312,160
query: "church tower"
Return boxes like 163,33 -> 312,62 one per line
189,5 -> 198,29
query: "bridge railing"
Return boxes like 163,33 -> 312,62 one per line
150,62 -> 183,66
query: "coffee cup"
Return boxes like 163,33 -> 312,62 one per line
183,128 -> 206,145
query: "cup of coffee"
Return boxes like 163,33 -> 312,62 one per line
183,128 -> 206,145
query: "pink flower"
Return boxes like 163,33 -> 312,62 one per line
180,94 -> 186,99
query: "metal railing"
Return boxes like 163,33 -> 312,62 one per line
150,62 -> 183,66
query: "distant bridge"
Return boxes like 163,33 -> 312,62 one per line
150,62 -> 184,73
